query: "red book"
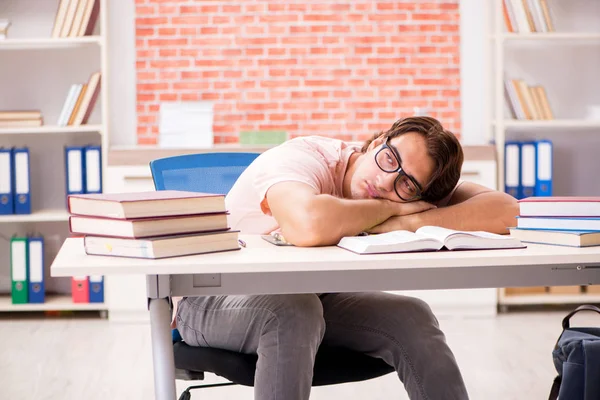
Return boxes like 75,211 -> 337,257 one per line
68,190 -> 226,219
71,276 -> 89,303
519,197 -> 600,217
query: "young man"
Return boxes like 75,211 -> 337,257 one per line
176,116 -> 519,400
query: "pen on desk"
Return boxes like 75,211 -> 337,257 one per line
238,239 -> 246,248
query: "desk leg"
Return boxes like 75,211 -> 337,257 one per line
148,274 -> 176,400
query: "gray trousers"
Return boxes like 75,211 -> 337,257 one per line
176,292 -> 469,400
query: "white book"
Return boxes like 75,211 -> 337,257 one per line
510,0 -> 532,33
337,226 -> 525,255
504,79 -> 526,120
528,0 -> 547,33
57,84 -> 78,126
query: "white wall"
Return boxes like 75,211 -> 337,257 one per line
107,0 -> 137,146
459,0 -> 488,145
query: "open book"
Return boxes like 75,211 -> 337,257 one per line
337,226 -> 525,254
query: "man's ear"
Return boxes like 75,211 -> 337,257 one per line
367,135 -> 386,152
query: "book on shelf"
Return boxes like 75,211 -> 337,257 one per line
69,213 -> 230,238
0,110 -> 43,128
509,228 -> 600,247
517,216 -> 600,231
0,19 -> 11,40
51,0 -> 99,38
519,197 -> 600,217
505,80 -> 553,120
336,226 -> 525,255
0,119 -> 43,128
57,72 -> 101,126
504,0 -> 554,33
83,230 -> 241,259
68,190 -> 227,219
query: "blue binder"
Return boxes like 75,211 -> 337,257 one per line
88,275 -> 104,303
520,141 -> 536,199
65,146 -> 86,197
0,148 -> 13,214
12,147 -> 31,214
28,236 -> 45,303
535,140 -> 553,196
84,146 -> 102,194
504,141 -> 521,199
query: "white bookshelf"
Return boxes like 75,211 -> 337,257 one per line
0,209 -> 70,223
0,0 -> 109,312
0,294 -> 106,312
0,36 -> 103,49
489,0 -> 600,309
0,124 -> 103,135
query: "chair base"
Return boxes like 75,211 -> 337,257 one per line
178,382 -> 237,400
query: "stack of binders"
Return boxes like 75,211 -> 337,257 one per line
10,235 -> 45,304
0,147 -> 31,215
504,140 -> 552,200
510,197 -> 600,248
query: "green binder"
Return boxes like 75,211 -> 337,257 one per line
10,237 -> 28,304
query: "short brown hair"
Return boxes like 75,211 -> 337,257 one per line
361,116 -> 463,202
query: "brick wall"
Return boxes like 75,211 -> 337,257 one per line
135,0 -> 461,145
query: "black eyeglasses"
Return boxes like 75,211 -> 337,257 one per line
374,137 -> 423,201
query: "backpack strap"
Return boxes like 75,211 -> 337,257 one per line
548,375 -> 561,400
562,304 -> 600,329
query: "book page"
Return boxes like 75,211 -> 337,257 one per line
416,226 -> 514,242
356,230 -> 430,244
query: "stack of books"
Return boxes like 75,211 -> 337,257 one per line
57,71 -> 101,126
51,0 -> 99,38
0,110 -> 43,128
67,190 -> 240,259
510,197 -> 600,247
503,0 -> 554,33
505,79 -> 553,121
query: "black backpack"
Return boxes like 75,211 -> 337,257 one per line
549,305 -> 600,400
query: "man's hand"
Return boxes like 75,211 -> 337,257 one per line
368,215 -> 411,234
386,200 -> 436,218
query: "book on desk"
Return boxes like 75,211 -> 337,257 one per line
337,226 -> 525,255
68,190 -> 240,259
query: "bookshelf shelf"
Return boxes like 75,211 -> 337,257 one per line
0,36 -> 103,50
0,124 -> 103,135
500,293 -> 600,306
0,209 -> 69,223
0,294 -> 106,312
495,119 -> 600,129
491,0 -> 600,310
495,33 -> 600,41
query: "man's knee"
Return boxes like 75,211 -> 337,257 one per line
268,294 -> 325,340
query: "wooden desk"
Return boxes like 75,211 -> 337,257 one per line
51,235 -> 600,400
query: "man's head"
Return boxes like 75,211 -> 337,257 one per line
348,116 -> 463,203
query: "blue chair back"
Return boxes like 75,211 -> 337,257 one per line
149,152 -> 260,194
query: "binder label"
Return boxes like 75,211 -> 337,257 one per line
29,241 -> 43,283
0,152 -> 10,193
15,152 -> 29,195
85,148 -> 101,192
68,150 -> 83,192
11,241 -> 26,281
537,142 -> 552,180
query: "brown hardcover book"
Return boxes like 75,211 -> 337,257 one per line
539,0 -> 554,32
536,86 -> 554,119
517,80 -> 539,119
60,0 -> 80,38
51,0 -> 71,38
70,213 -> 230,238
68,0 -> 89,37
83,230 -> 240,259
68,83 -> 87,125
528,86 -> 544,120
68,190 -> 227,219
511,80 -> 532,119
0,110 -> 42,120
521,0 -> 536,32
78,0 -> 100,37
0,119 -> 43,128
73,72 -> 101,125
